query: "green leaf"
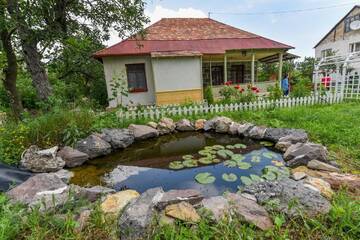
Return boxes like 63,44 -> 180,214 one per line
226,145 -> 235,150
238,162 -> 252,169
183,159 -> 198,168
240,176 -> 253,186
182,155 -> 194,160
262,171 -> 277,181
212,145 -> 225,150
260,141 -> 274,147
169,161 -> 184,170
222,173 -> 238,182
251,156 -> 261,163
231,154 -> 245,162
224,160 -> 237,167
195,172 -> 216,184
250,174 -> 263,183
263,152 -> 277,159
198,157 -> 213,165
217,149 -> 234,159
198,150 -> 211,156
212,158 -> 221,163
234,143 -> 247,149
264,165 -> 279,173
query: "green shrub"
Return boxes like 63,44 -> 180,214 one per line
203,86 -> 214,104
290,77 -> 312,98
267,83 -> 283,100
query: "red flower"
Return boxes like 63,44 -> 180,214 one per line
251,86 -> 258,91
256,89 -> 260,93
225,81 -> 233,86
234,85 -> 241,89
240,88 -> 244,93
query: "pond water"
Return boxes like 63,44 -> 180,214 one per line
71,132 -> 287,197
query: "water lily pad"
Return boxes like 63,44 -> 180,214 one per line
251,156 -> 261,163
224,160 -> 237,167
195,172 -> 216,184
250,174 -> 263,183
263,152 -> 278,159
182,155 -> 194,160
238,162 -> 252,169
212,158 -> 221,163
234,143 -> 247,149
260,141 -> 274,147
264,165 -> 280,173
169,161 -> 184,170
262,171 -> 277,181
212,145 -> 225,150
183,159 -> 198,168
198,157 -> 213,165
226,145 -> 235,150
240,176 -> 253,186
222,173 -> 238,182
271,160 -> 284,167
231,154 -> 245,162
199,150 -> 211,156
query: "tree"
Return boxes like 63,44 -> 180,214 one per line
7,0 -> 148,102
296,57 -> 316,80
0,0 -> 22,119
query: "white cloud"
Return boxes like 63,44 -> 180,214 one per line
145,5 -> 207,24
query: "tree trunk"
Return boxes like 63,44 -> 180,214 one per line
0,28 -> 23,120
21,38 -> 52,100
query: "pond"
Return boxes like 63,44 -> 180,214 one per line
71,132 -> 288,197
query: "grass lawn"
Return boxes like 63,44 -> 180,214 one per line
0,101 -> 360,240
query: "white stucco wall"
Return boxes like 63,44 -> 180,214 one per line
315,34 -> 360,59
151,57 -> 202,92
102,56 -> 156,107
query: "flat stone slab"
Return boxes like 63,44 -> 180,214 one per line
264,128 -> 308,143
156,189 -> 204,210
307,160 -> 341,172
57,146 -> 89,168
101,190 -> 140,215
128,124 -> 159,140
165,201 -> 200,222
100,128 -> 134,149
284,142 -> 328,168
75,134 -> 112,159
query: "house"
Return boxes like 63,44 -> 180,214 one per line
315,5 -> 360,60
94,18 -> 295,107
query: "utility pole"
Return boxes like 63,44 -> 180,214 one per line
208,12 -> 211,18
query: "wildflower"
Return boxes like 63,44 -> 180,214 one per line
234,85 -> 241,89
251,86 -> 258,91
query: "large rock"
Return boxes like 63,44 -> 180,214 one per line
119,187 -> 164,240
20,146 -> 65,173
307,160 -> 341,172
275,141 -> 292,152
204,116 -> 232,132
128,124 -> 159,141
57,146 -> 89,168
201,194 -> 273,230
242,178 -> 331,217
156,189 -> 203,210
0,163 -> 32,192
6,173 -> 67,205
100,128 -> 135,149
53,169 -> 74,184
101,190 -> 140,215
79,185 -> 115,202
248,126 -> 267,140
104,165 -> 151,188
175,119 -> 195,131
238,123 -> 255,137
157,118 -> 176,135
75,134 -> 112,159
284,142 -> 328,168
264,128 -> 308,143
165,201 -> 200,222
228,122 -> 241,135
194,119 -> 206,131
304,177 -> 334,199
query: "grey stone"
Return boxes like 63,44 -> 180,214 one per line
147,121 -> 158,129
20,146 -> 65,173
101,128 -> 135,149
175,119 -> 195,131
284,142 -> 328,168
156,189 -> 203,210
275,141 -> 293,152
291,172 -> 307,181
128,124 -> 159,140
75,134 -> 112,159
104,165 -> 151,188
57,146 -> 89,168
79,185 -> 115,202
204,116 -> 232,132
201,196 -> 229,221
264,128 -> 308,143
6,173 -> 67,205
242,178 -> 331,217
307,160 -> 341,172
248,126 -> 267,140
119,187 -> 164,240
75,209 -> 92,233
238,123 -> 255,137
0,163 -> 32,192
157,118 -> 176,135
53,169 -> 74,184
228,122 -> 241,135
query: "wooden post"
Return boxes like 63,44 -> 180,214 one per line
278,52 -> 284,88
209,59 -> 212,87
224,54 -> 227,83
251,53 -> 256,85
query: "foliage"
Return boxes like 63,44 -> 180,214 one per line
267,83 -> 283,100
109,71 -> 129,107
203,86 -> 214,104
218,82 -> 259,104
296,57 -> 316,80
290,76 -> 312,98
194,172 -> 216,184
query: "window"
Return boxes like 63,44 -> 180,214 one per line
321,49 -> 333,58
126,63 -> 147,93
349,42 -> 360,53
229,64 -> 245,84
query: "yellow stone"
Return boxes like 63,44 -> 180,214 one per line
305,177 -> 334,199
165,201 -> 201,222
100,190 -> 140,215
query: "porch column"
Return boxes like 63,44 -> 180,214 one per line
224,54 -> 227,83
278,52 -> 284,88
251,53 -> 255,85
209,60 -> 212,87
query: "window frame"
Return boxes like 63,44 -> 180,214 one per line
349,42 -> 360,53
125,63 -> 148,93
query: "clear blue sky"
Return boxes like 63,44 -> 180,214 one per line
138,0 -> 360,59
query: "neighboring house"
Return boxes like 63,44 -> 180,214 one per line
315,5 -> 360,60
94,18 -> 294,107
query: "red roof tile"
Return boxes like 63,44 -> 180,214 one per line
94,18 -> 293,58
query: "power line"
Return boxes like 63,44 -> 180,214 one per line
208,1 -> 359,17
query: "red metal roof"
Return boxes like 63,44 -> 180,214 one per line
94,18 -> 293,58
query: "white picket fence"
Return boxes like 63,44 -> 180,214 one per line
116,93 -> 343,121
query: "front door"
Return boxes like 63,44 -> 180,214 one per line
230,64 -> 245,84
211,66 -> 224,86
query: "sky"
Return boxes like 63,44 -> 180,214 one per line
107,0 -> 360,59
